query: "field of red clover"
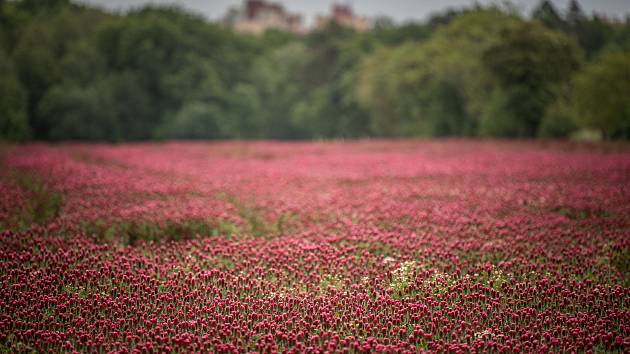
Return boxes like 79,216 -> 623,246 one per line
1,141 -> 629,353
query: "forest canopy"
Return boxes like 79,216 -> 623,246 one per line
1,0 -> 629,141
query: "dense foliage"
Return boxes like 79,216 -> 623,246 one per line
1,0 -> 629,141
1,141 -> 629,352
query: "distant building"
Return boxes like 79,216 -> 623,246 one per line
224,0 -> 303,35
315,4 -> 370,32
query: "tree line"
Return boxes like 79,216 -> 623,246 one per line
1,0 -> 629,141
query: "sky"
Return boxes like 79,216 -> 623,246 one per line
76,0 -> 630,26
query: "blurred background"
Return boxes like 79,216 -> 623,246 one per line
1,0 -> 629,142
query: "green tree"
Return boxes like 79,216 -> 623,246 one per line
109,72 -> 152,140
0,49 -> 29,140
565,1 -> 612,58
0,1 -> 33,52
532,0 -> 565,31
481,21 -> 582,136
577,16 -> 614,58
356,10 -> 520,137
38,83 -> 121,141
38,72 -> 150,141
538,96 -> 577,138
248,42 -> 308,138
566,0 -> 587,28
571,50 -> 630,139
292,22 -> 373,138
94,6 -> 259,140
12,5 -> 108,139
222,84 -> 263,139
155,102 -> 225,139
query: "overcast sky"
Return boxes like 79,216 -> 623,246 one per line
76,0 -> 630,25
